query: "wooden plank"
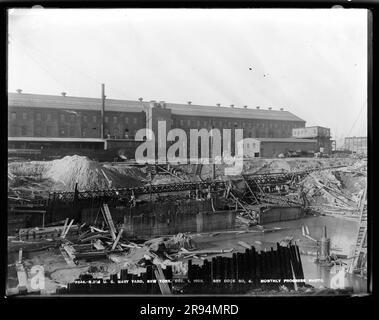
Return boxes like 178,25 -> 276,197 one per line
62,244 -> 76,258
102,204 -> 117,240
60,246 -> 76,266
16,263 -> 28,293
18,248 -> 23,263
154,266 -> 172,295
79,233 -> 106,243
101,169 -> 112,188
111,229 -> 124,251
237,241 -> 251,249
61,219 -> 74,239
93,239 -> 105,250
75,251 -> 108,259
60,218 -> 69,237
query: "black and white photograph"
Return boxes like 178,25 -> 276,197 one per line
6,7 -> 369,297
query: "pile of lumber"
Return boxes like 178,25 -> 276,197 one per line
302,170 -> 365,218
18,220 -> 80,241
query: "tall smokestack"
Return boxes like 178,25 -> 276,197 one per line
101,84 -> 105,139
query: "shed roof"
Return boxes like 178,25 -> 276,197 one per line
8,92 -> 305,122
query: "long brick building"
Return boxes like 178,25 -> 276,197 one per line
8,91 -> 306,158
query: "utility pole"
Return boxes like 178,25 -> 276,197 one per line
211,121 -> 216,180
101,83 -> 105,139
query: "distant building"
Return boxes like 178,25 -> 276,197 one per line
344,136 -> 367,155
246,138 -> 317,158
292,126 -> 332,154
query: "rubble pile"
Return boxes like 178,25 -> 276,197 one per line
300,161 -> 366,217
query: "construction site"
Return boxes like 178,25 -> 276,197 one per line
7,154 -> 368,296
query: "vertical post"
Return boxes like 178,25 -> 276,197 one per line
211,122 -> 215,180
319,225 -> 330,261
101,83 -> 105,139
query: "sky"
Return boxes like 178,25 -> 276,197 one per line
8,8 -> 368,146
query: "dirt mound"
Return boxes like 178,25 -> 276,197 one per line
45,155 -> 107,190
45,155 -> 144,191
8,156 -> 147,196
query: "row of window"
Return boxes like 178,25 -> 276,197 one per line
9,111 -> 142,125
104,116 -> 140,124
10,125 -> 138,139
10,111 -> 97,122
175,118 -> 296,129
11,125 -> 79,137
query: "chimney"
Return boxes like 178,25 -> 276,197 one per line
230,104 -> 234,108
16,89 -> 22,94
256,106 -> 260,109
280,108 -> 284,111
244,105 -> 248,109
61,92 -> 67,97
187,101 -> 192,105
138,97 -> 143,102
268,107 -> 272,110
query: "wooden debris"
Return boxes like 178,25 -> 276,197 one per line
18,248 -> 23,264
61,218 -> 69,237
90,226 -> 107,233
111,229 -> 124,251
80,232 -> 110,243
93,239 -> 105,250
179,248 -> 233,257
101,204 -> 117,240
75,251 -> 108,259
16,263 -> 28,293
154,265 -> 172,295
61,219 -> 74,239
237,241 -> 251,249
60,245 -> 76,266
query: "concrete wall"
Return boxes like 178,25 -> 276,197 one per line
123,199 -> 236,238
259,206 -> 304,224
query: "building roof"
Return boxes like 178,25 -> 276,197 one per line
166,103 -> 304,121
293,126 -> 329,130
253,138 -> 317,143
8,92 -> 145,113
8,137 -> 105,143
8,92 -> 305,122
